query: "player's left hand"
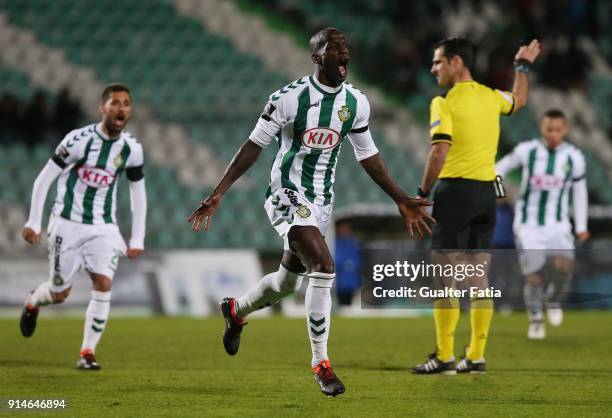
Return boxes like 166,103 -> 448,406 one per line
577,231 -> 590,243
187,194 -> 222,232
127,248 -> 143,259
515,39 -> 541,64
397,197 -> 436,239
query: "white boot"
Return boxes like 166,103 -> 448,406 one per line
527,321 -> 546,340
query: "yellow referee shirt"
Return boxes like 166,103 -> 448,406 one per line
429,80 -> 515,181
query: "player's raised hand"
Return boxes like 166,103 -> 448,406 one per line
515,39 -> 540,64
397,197 -> 436,239
187,194 -> 222,232
21,226 -> 41,245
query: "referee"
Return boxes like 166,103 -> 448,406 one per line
412,37 -> 540,374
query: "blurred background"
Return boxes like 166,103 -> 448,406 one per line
0,0 -> 611,315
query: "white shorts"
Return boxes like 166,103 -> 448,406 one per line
264,188 -> 333,251
47,215 -> 127,292
514,224 -> 574,275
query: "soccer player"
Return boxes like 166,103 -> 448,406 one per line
188,28 -> 435,396
412,37 -> 540,374
19,83 -> 147,370
496,109 -> 588,339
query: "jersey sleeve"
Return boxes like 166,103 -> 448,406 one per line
571,149 -> 588,233
249,92 -> 290,148
494,89 -> 515,115
125,141 -> 145,182
429,96 -> 452,144
346,94 -> 378,161
51,129 -> 87,168
496,143 -> 525,177
572,149 -> 587,182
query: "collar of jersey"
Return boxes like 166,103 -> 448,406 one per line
453,80 -> 476,87
538,137 -> 566,152
310,74 -> 343,96
94,123 -> 121,142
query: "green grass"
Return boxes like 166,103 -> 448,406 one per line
1,312 -> 611,417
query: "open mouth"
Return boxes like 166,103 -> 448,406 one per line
115,114 -> 126,125
338,59 -> 348,78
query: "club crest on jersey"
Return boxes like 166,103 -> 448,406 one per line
113,154 -> 125,169
302,127 -> 341,150
338,106 -> 351,122
78,166 -> 116,188
53,274 -> 64,286
296,205 -> 311,218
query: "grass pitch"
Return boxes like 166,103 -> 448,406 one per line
1,312 -> 611,417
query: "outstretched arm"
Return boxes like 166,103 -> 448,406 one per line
512,39 -> 541,112
22,160 -> 63,244
188,140 -> 263,231
360,153 -> 435,238
496,147 -> 523,178
420,142 -> 450,196
360,153 -> 408,203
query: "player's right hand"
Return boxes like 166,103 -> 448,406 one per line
187,194 -> 222,232
397,197 -> 436,239
515,39 -> 540,64
22,226 -> 41,245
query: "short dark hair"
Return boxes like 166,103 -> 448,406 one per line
101,83 -> 130,103
434,37 -> 474,69
310,27 -> 344,55
542,109 -> 566,120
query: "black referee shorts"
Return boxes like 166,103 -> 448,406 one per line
431,178 -> 496,250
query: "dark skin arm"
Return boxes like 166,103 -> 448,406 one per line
188,140 -> 263,231
360,153 -> 436,238
420,142 -> 450,195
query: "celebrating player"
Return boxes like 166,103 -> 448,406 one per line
20,83 -> 147,370
188,28 -> 435,397
496,109 -> 588,339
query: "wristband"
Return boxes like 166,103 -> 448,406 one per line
514,58 -> 531,74
417,187 -> 430,199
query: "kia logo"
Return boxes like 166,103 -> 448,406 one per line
301,127 -> 341,150
530,174 -> 563,190
77,166 -> 115,188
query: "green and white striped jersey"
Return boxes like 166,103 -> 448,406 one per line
496,139 -> 587,231
250,74 -> 378,206
51,123 -> 144,225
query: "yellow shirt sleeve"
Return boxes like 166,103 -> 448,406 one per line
429,96 -> 452,144
495,89 -> 515,115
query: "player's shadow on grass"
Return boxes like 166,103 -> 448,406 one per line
343,362 -> 407,372
494,368 -> 612,375
0,359 -> 57,368
128,384 -> 236,396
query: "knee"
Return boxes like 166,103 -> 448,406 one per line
526,273 -> 543,287
93,276 -> 112,292
52,288 -> 71,303
309,262 -> 335,275
553,257 -> 573,275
